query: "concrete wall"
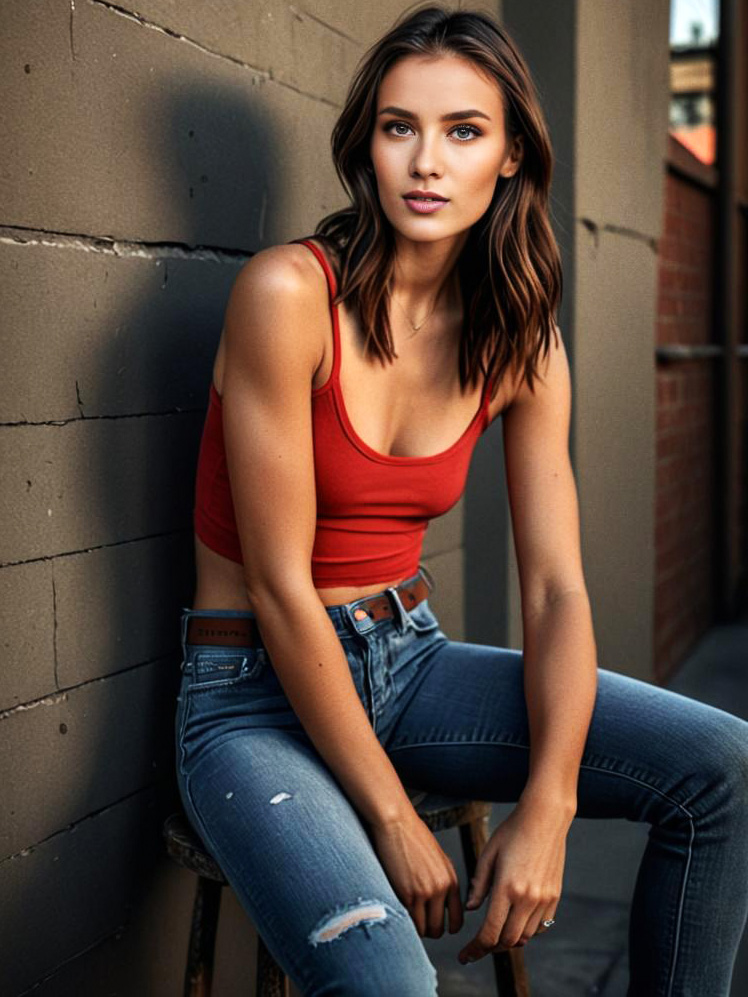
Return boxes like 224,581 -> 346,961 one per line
466,0 -> 671,684
1,0 -> 677,991
465,0 -> 577,649
0,2 -> 450,994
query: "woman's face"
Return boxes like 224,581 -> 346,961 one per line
369,53 -> 522,246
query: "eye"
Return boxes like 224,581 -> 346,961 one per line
451,124 -> 482,141
382,121 -> 482,142
384,121 -> 414,137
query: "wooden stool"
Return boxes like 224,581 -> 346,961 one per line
163,797 -> 530,996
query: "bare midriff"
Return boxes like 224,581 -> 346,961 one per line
191,534 -> 408,612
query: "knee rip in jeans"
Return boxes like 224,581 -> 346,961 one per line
307,898 -> 405,947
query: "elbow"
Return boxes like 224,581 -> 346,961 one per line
523,582 -> 589,622
244,568 -> 319,618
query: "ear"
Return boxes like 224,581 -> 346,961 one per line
500,134 -> 524,179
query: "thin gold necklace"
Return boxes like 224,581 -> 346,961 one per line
391,288 -> 442,333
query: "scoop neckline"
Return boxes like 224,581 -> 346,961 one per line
327,374 -> 489,465
301,238 -> 490,465
211,376 -> 489,466
212,236 -> 492,465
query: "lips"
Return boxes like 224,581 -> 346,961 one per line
403,196 -> 449,214
403,192 -> 448,201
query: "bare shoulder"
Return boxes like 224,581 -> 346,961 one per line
232,241 -> 328,302
504,321 -> 569,415
221,242 -> 330,381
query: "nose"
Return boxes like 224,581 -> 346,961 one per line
410,133 -> 443,180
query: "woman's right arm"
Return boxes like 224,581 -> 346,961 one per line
219,248 -> 463,936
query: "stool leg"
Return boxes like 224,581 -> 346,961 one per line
256,932 -> 290,997
459,817 -> 532,997
184,876 -> 223,997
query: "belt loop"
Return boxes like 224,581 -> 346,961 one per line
180,607 -> 191,648
418,563 -> 436,593
347,606 -> 376,634
385,586 -> 408,632
179,608 -> 190,673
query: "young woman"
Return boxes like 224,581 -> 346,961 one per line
175,5 -> 748,994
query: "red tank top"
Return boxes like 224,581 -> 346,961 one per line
193,237 -> 495,587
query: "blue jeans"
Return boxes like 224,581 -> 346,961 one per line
174,566 -> 748,996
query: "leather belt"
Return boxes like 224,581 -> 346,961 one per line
349,569 -> 433,624
185,566 -> 434,647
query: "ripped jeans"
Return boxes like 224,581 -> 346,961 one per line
174,566 -> 748,997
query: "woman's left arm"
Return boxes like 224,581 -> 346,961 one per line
458,325 -> 598,964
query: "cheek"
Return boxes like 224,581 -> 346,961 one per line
372,164 -> 403,206
459,151 -> 502,194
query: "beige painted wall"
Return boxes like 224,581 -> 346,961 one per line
569,0 -> 669,680
468,1 -> 670,685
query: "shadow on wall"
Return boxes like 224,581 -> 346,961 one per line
2,82 -> 288,994
82,82 -> 283,958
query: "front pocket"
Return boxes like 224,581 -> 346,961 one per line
186,647 -> 266,691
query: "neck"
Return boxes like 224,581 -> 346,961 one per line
389,231 -> 467,316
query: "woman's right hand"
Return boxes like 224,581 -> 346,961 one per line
370,811 -> 465,938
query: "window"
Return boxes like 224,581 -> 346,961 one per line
669,0 -> 719,165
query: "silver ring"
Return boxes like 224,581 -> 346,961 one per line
541,918 -> 556,928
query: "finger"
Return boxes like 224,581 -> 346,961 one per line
447,878 -> 464,934
426,893 -> 447,938
410,897 -> 427,938
499,901 -> 535,949
465,853 -> 493,910
518,901 -> 546,944
459,892 -> 509,963
535,904 -> 558,934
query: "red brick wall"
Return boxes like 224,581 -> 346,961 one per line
654,168 -> 718,682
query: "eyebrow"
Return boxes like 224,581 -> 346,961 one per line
377,105 -> 491,122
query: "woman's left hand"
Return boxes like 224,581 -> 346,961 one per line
457,795 -> 572,965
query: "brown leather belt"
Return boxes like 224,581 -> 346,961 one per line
185,567 -> 434,647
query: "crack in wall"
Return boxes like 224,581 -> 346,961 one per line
51,562 -> 60,690
289,4 -> 361,45
0,526 -> 190,571
0,779 -> 164,867
89,0 -> 342,109
0,407 -> 203,428
69,0 -> 77,63
0,652 -> 175,721
0,691 -> 70,721
0,225 -> 251,262
16,919 -> 129,995
603,222 -> 659,253
74,380 -> 85,418
578,216 -> 659,253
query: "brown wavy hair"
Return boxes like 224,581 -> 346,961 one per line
310,2 -> 563,401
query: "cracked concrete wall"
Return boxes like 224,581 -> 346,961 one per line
0,2 -> 476,994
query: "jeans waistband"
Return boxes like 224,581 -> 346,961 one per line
180,563 -> 435,649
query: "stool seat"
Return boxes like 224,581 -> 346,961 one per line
164,794 -> 531,996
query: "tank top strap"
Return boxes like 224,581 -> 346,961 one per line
289,237 -> 341,384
